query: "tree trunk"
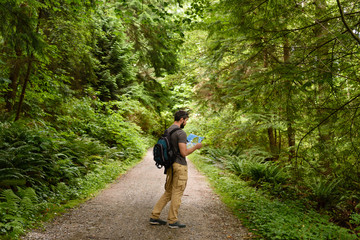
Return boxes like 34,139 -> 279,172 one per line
15,54 -> 33,121
268,127 -> 278,158
278,129 -> 282,153
5,47 -> 22,112
314,0 -> 333,174
284,37 -> 295,162
263,41 -> 278,158
14,8 -> 42,121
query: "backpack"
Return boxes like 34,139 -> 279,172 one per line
153,128 -> 181,173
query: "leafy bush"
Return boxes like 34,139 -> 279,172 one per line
248,162 -> 288,184
0,110 -> 148,238
0,122 -> 54,189
0,188 -> 38,239
0,158 -> 136,239
190,153 -> 357,240
0,121 -> 120,191
349,213 -> 360,236
306,177 -> 341,209
206,147 -> 289,185
54,97 -> 148,159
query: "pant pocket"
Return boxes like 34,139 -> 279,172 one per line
178,174 -> 187,191
178,180 -> 187,191
173,163 -> 188,191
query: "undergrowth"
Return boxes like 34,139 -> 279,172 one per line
189,152 -> 357,240
0,159 -> 141,240
0,98 -> 151,239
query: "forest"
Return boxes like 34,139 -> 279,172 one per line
1,0 -> 360,239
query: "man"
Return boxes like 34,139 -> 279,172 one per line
150,110 -> 203,228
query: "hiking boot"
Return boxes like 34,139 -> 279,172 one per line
168,222 -> 186,229
149,218 -> 167,225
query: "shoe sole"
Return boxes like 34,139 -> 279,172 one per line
150,221 -> 166,225
168,225 -> 186,229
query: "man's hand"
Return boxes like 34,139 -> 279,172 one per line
179,142 -> 203,157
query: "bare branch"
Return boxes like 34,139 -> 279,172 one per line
336,0 -> 360,45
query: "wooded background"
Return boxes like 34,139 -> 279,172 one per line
1,0 -> 360,239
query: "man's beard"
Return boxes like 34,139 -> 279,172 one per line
180,123 -> 185,129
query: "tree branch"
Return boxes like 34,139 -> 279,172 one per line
295,92 -> 360,162
246,0 -> 269,14
247,11 -> 360,33
336,0 -> 360,45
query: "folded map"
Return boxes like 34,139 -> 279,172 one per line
187,133 -> 204,147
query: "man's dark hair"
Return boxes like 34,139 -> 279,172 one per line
174,110 -> 189,121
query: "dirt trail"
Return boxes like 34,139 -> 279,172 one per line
23,149 -> 249,240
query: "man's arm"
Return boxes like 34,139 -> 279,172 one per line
179,142 -> 202,158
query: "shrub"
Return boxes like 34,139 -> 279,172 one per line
226,155 -> 289,185
0,188 -> 38,239
190,153 -> 357,240
0,122 -> 54,189
349,212 -> 360,236
307,177 -> 341,209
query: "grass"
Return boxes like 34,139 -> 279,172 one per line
189,153 -> 356,240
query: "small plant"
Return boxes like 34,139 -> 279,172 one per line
307,177 -> 341,209
248,161 -> 268,182
0,188 -> 38,239
227,156 -> 249,177
262,164 -> 288,184
349,212 -> 360,236
227,155 -> 288,185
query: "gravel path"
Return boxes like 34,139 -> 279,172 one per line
23,149 -> 249,240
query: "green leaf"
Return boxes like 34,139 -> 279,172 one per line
0,78 -> 11,84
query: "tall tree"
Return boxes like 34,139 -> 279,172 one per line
192,0 -> 360,183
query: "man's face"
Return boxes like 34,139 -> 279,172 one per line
180,118 -> 188,129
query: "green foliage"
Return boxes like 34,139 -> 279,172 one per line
115,0 -> 184,77
54,97 -> 148,158
91,6 -> 137,101
0,122 -> 52,188
205,147 -> 289,185
0,94 -> 151,238
0,0 -> 186,238
306,177 -> 341,209
349,213 -> 360,236
0,158 -> 138,239
190,153 -> 357,240
0,120 -> 124,191
187,0 -> 360,226
0,187 -> 38,239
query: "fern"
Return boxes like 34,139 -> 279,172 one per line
0,168 -> 25,180
1,189 -> 21,204
17,187 -> 38,203
20,197 -> 35,215
307,177 -> 341,208
227,156 -> 251,177
0,189 -> 21,216
245,146 -> 273,163
263,164 -> 288,184
225,154 -> 289,185
0,187 -> 39,238
0,158 -> 12,167
249,162 -> 268,182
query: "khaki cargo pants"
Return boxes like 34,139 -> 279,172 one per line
151,162 -> 188,224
